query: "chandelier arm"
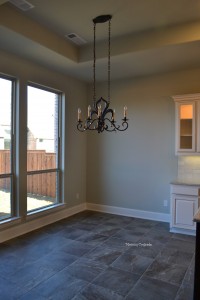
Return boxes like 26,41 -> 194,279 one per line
77,121 -> 85,132
102,118 -> 118,132
115,121 -> 129,131
103,118 -> 129,132
87,118 -> 98,128
87,118 -> 101,131
77,118 -> 98,131
77,117 -> 128,133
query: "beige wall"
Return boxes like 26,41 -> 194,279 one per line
87,68 -> 200,214
2,45 -> 200,237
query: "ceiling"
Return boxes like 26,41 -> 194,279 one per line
1,0 -> 200,82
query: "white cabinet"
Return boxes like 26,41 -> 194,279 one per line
175,198 -> 194,226
173,93 -> 200,154
170,184 -> 199,234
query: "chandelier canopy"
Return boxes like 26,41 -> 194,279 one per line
77,15 -> 128,133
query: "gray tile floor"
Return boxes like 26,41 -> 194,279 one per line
0,211 -> 195,299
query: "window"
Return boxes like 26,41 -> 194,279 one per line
27,85 -> 62,212
0,76 -> 15,221
0,77 -> 64,224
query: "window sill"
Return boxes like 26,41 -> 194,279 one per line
26,203 -> 66,221
0,217 -> 22,230
0,204 -> 66,230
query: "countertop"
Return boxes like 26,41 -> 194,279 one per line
171,179 -> 200,186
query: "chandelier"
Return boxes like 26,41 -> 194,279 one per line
77,15 -> 128,133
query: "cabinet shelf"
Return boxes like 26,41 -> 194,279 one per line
173,93 -> 200,154
173,96 -> 196,153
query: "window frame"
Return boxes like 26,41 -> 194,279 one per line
27,83 -> 63,213
0,74 -> 16,220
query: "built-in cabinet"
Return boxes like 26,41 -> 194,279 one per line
173,93 -> 200,154
171,94 -> 200,235
170,184 -> 199,234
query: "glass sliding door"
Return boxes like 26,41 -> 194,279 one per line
27,85 -> 61,213
0,77 -> 14,220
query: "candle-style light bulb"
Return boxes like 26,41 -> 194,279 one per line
98,105 -> 101,117
78,108 -> 81,121
124,106 -> 127,118
112,109 -> 115,121
88,105 -> 91,119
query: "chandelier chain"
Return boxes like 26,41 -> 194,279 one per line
77,14 -> 128,133
108,19 -> 111,103
93,22 -> 96,106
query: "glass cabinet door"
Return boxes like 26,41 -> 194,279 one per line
178,102 -> 195,151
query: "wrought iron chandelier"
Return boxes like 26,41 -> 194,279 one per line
77,15 -> 128,133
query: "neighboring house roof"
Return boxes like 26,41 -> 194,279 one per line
0,125 -> 10,139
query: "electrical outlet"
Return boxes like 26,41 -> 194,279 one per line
164,200 -> 168,207
76,193 -> 80,200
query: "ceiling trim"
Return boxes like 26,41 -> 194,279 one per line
0,3 -> 79,62
80,21 -> 200,62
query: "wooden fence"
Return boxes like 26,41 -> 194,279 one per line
0,150 -> 56,198
0,150 -> 10,192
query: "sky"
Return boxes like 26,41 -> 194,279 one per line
27,86 -> 57,139
0,78 -> 11,126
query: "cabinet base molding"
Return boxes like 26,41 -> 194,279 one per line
170,227 -> 196,236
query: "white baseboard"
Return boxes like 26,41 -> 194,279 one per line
0,202 -> 171,243
86,203 -> 170,222
0,203 -> 86,243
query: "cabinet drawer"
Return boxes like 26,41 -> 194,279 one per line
171,185 -> 199,196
